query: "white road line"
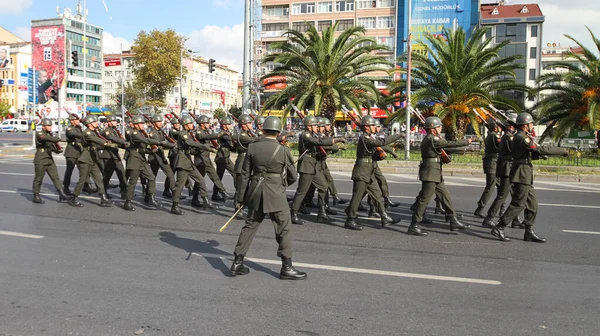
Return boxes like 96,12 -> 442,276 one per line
562,230 -> 600,235
0,230 -> 44,239
539,203 -> 600,209
191,253 -> 501,285
0,172 -> 34,176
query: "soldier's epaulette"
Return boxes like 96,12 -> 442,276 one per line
133,131 -> 138,135
86,130 -> 92,135
303,132 -> 311,138
433,136 -> 441,141
183,134 -> 188,139
67,127 -> 72,131
105,130 -> 110,135
36,132 -> 43,136
524,137 -> 532,145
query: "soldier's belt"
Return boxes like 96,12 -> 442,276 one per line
263,173 -> 282,177
36,148 -> 46,152
423,158 -> 441,163
356,158 -> 373,163
514,159 -> 531,164
84,146 -> 97,150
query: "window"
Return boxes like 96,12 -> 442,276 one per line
105,71 -> 113,77
292,2 -> 316,14
104,94 -> 112,102
356,1 -> 374,9
318,1 -> 332,13
318,20 -> 332,31
292,21 -> 312,33
506,24 -> 517,36
377,16 -> 394,28
529,69 -> 536,81
531,25 -> 538,37
263,23 -> 288,31
115,71 -> 122,77
530,47 -> 537,59
378,0 -> 395,8
336,19 -> 354,31
377,36 -> 394,48
104,82 -> 112,89
358,17 -> 376,29
266,6 -> 289,17
335,1 -> 354,12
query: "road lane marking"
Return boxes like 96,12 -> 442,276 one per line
0,172 -> 34,176
0,230 -> 44,239
539,203 -> 600,209
562,230 -> 600,235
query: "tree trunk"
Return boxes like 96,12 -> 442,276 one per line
321,94 -> 337,123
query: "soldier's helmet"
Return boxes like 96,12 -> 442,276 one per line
220,116 -> 233,125
105,114 -> 117,122
151,114 -> 164,123
263,116 -> 282,132
424,116 -> 442,129
68,114 -> 79,121
317,117 -> 326,127
373,118 -> 381,127
516,113 -> 534,125
506,112 -> 518,127
321,117 -> 332,126
254,115 -> 265,127
239,114 -> 253,124
82,114 -> 98,125
170,117 -> 180,124
41,118 -> 53,126
180,115 -> 195,125
304,115 -> 318,126
198,115 -> 210,123
487,120 -> 497,131
360,115 -> 376,126
131,115 -> 145,124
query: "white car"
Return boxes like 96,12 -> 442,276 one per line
35,120 -> 64,134
0,119 -> 30,132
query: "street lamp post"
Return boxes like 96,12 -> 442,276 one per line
405,0 -> 413,160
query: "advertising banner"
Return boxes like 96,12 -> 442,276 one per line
0,45 -> 11,69
31,25 -> 66,105
37,102 -> 83,119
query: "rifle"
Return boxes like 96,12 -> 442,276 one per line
340,106 -> 387,160
142,114 -> 176,143
487,105 -> 518,129
125,111 -> 158,152
36,111 -> 62,152
410,107 -> 452,164
291,104 -> 328,157
479,107 -> 508,133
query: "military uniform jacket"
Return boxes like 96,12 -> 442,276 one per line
147,128 -> 175,165
419,134 -> 469,183
175,129 -> 212,171
496,132 -> 515,178
34,130 -> 61,165
100,126 -> 127,160
79,128 -> 109,165
352,134 -> 402,182
483,131 -> 501,175
297,131 -> 333,174
125,129 -> 162,170
509,130 -> 566,185
193,129 -> 219,166
168,128 -> 182,158
237,138 -> 297,213
234,130 -> 259,173
215,131 -> 236,162
64,125 -> 83,159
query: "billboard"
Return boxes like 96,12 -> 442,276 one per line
31,25 -> 66,105
0,46 -> 11,69
37,102 -> 83,119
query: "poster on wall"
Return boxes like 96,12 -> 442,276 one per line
31,25 -> 66,105
0,46 -> 11,68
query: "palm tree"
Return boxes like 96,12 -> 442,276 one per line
260,22 -> 391,121
387,27 -> 528,139
535,27 -> 600,140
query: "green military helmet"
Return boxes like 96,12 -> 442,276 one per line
321,117 -> 332,126
424,116 -> 442,129
82,114 -> 98,125
239,114 -> 253,124
180,115 -> 195,125
373,118 -> 381,127
304,115 -> 318,126
263,116 -> 282,132
220,116 -> 233,125
131,115 -> 145,124
151,114 -> 164,123
360,115 -> 376,126
254,115 -> 265,127
170,117 -> 180,124
68,114 -> 80,121
198,115 -> 210,123
105,114 -> 118,122
41,118 -> 53,126
505,112 -> 518,127
516,113 -> 534,125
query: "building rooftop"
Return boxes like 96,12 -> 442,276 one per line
480,3 -> 543,20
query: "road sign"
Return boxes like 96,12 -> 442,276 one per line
104,58 -> 121,67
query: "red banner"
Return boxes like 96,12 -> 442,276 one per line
104,58 -> 121,67
263,76 -> 286,90
31,25 -> 66,105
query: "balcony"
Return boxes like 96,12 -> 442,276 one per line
261,30 -> 288,40
262,14 -> 289,23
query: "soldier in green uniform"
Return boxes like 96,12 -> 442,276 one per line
68,115 -> 116,208
253,115 -> 265,137
474,120 -> 501,217
147,114 -> 176,198
370,119 -> 400,209
230,116 -> 307,280
212,116 -> 237,201
171,116 -> 217,215
343,116 -> 402,230
100,114 -> 129,199
409,116 -> 471,236
491,113 -> 567,242
62,114 -> 84,195
122,115 -> 164,211
32,118 -> 69,204
168,117 -> 189,199
233,114 -> 260,218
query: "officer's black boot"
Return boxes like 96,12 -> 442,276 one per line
123,200 -> 135,211
306,200 -> 318,208
162,189 -> 173,199
64,188 -> 73,196
325,204 -> 337,215
69,196 -> 84,207
211,192 -> 225,202
317,205 -> 334,223
434,200 -> 446,214
491,221 -> 511,242
32,193 -> 45,204
291,211 -> 306,225
57,189 -> 69,203
298,204 -> 311,214
100,194 -> 114,207
230,254 -> 250,276
368,204 -> 380,218
108,182 -> 119,189
170,202 -> 184,215
524,226 -> 546,243
333,194 -> 347,206
482,215 -> 496,228
105,193 -> 113,200
384,197 -> 400,208
474,205 -> 486,218
421,213 -> 433,224
344,218 -> 363,231
408,221 -> 428,236
511,215 -> 525,229
447,216 -> 470,231
380,210 -> 401,228
280,257 -> 307,280
202,196 -> 219,209
145,194 -> 161,209
191,196 -> 203,207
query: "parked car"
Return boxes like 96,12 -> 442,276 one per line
35,120 -> 64,134
0,119 -> 29,132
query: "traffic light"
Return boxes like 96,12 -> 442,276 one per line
116,95 -> 122,106
208,58 -> 216,73
71,50 -> 79,67
182,97 -> 188,109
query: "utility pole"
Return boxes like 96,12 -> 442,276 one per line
120,43 -> 125,134
405,0 -> 413,160
82,0 -> 88,111
242,0 -> 251,113
31,67 -> 36,146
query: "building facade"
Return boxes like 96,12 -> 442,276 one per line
102,51 -> 135,106
0,40 -> 31,117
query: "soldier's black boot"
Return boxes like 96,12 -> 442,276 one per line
447,216 -> 470,231
332,194 -> 347,206
280,257 -> 307,280
145,194 -> 161,209
434,200 -> 446,214
123,200 -> 135,211
474,205 -> 486,218
162,189 -> 173,199
230,254 -> 250,276
69,196 -> 84,207
306,200 -> 318,208
170,202 -> 184,215
57,189 -> 69,203
421,213 -> 433,224
317,205 -> 335,223
83,183 -> 96,194
64,188 -> 73,196
200,196 -> 218,209
380,210 -> 401,228
344,218 -> 363,231
482,215 -> 495,228
524,226 -> 546,243
298,204 -> 311,215
100,194 -> 114,207
211,192 -> 225,202
325,204 -> 338,215
368,205 -> 380,218
511,215 -> 525,229
358,203 -> 368,212
291,211 -> 306,225
491,222 -> 510,242
105,193 -> 113,200
108,182 -> 119,189
408,222 -> 428,236
32,193 -> 45,204
384,197 -> 400,208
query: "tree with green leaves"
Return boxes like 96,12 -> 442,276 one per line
535,27 -> 600,140
0,101 -> 11,120
112,81 -> 147,113
131,29 -> 187,108
261,22 -> 391,121
388,27 -> 527,139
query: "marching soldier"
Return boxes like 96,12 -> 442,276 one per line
171,116 -> 216,215
491,113 -> 567,242
344,115 -> 402,230
474,120 -> 501,217
409,116 -> 471,236
213,116 -> 237,201
69,115 -> 116,208
168,117 -> 189,199
318,117 -> 347,206
233,114 -> 259,199
100,114 -> 129,199
32,118 -> 69,204
147,114 -> 177,198
371,119 -> 400,209
253,115 -> 265,137
63,114 -> 84,195
230,116 -> 307,280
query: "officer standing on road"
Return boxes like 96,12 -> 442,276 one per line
474,120 -> 501,217
230,116 -> 307,280
32,118 -> 69,204
409,116 -> 471,236
213,116 -> 237,201
147,114 -> 177,198
100,114 -> 129,199
491,113 -> 568,242
168,117 -> 190,200
63,114 -> 84,196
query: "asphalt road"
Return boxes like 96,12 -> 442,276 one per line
0,151 -> 599,336
0,131 -> 34,146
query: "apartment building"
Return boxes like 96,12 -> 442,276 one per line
102,51 -> 135,106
